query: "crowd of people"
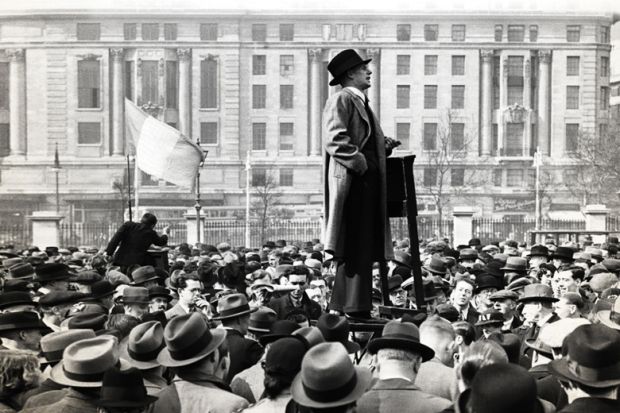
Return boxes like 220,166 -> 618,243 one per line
1,218 -> 620,412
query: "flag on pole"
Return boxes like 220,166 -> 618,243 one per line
533,149 -> 542,167
125,98 -> 204,191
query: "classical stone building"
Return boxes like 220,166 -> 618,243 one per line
0,5 -> 615,226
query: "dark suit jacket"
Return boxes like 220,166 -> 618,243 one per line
267,293 -> 323,321
357,378 -> 452,413
529,364 -> 568,410
224,329 -> 264,384
514,313 -> 560,368
559,397 -> 620,413
105,221 -> 168,267
20,388 -> 97,413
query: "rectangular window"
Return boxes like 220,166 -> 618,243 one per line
451,85 -> 465,109
279,24 -> 294,41
396,85 -> 410,109
200,59 -> 218,108
78,60 -> 100,109
252,24 -> 267,41
451,169 -> 464,186
396,122 -> 410,150
452,24 -> 465,41
601,26 -> 610,43
424,85 -> 437,109
567,25 -> 581,42
493,56 -> 500,109
506,169 -> 523,187
252,169 -> 266,187
335,24 -> 353,41
451,123 -> 465,150
397,55 -> 410,75
601,56 -> 610,77
77,122 -> 101,144
280,55 -> 294,76
452,55 -> 465,76
165,61 -> 177,109
125,61 -> 134,100
0,63 -> 8,109
200,122 -> 218,144
280,169 -> 293,186
423,123 -> 437,150
141,61 -> 159,104
76,23 -> 100,41
601,86 -> 610,110
493,169 -> 502,186
507,56 -> 524,105
279,122 -> 294,151
124,23 -> 137,40
492,124 -> 498,155
507,25 -> 525,42
566,86 -> 580,109
200,23 -> 218,40
566,56 -> 580,76
566,123 -> 579,152
252,85 -> 266,109
0,123 -> 8,156
252,55 -> 266,75
252,123 -> 266,150
396,24 -> 411,41
529,25 -> 538,42
424,55 -> 438,75
164,23 -> 177,41
424,24 -> 438,41
423,168 -> 437,186
141,23 -> 159,40
280,85 -> 294,109
505,123 -> 524,156
494,25 -> 503,42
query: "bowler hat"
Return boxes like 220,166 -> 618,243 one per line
317,314 -> 359,354
121,321 -> 165,369
95,367 -> 157,408
50,336 -> 129,388
500,257 -> 527,273
422,257 -> 448,275
258,320 -> 300,346
248,307 -> 278,334
291,342 -> 372,408
549,324 -> 620,387
35,263 -> 72,283
131,266 -> 160,286
475,310 -> 504,327
7,263 -> 35,280
212,293 -> 257,320
147,286 -> 173,302
551,247 -> 574,262
518,284 -> 558,303
2,279 -> 30,293
0,310 -> 48,333
327,49 -> 372,86
120,286 -> 150,305
528,245 -> 549,258
88,280 -> 115,300
157,312 -> 226,367
367,320 -> 434,361
41,329 -> 96,363
0,291 -> 34,310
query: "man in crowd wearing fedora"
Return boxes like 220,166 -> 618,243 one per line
214,293 -> 264,383
38,290 -> 86,331
358,320 -> 451,413
131,265 -> 161,288
35,263 -> 72,294
121,320 -> 167,395
153,312 -> 249,413
78,280 -> 115,314
322,49 -> 399,320
148,285 -> 173,313
0,311 -> 49,351
551,246 -> 575,272
121,286 -> 151,320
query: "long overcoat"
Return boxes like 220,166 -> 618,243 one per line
322,88 -> 393,261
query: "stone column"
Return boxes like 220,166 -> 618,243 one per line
497,54 -> 508,155
7,49 -> 26,156
111,48 -> 124,156
177,49 -> 191,136
584,204 -> 609,244
184,209 -> 205,246
452,206 -> 475,248
29,211 -> 64,248
366,48 -> 380,117
537,50 -> 551,156
309,48 -> 323,156
480,50 -> 494,156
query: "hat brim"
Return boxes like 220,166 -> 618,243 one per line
343,340 -> 361,354
422,266 -> 446,275
499,267 -> 527,272
119,346 -> 163,370
328,58 -> 372,86
518,296 -> 559,303
291,366 -> 372,408
149,294 -> 173,302
156,327 -> 227,368
131,276 -> 160,286
524,339 -> 553,359
474,320 -> 504,327
212,306 -> 258,321
0,299 -> 35,310
95,395 -> 158,408
548,358 -> 620,388
595,311 -> 620,331
367,337 -> 435,361
119,298 -> 151,305
258,333 -> 290,346
50,358 -> 132,388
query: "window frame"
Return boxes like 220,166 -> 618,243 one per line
451,24 -> 465,42
396,85 -> 411,109
77,122 -> 102,146
199,122 -> 218,145
76,23 -> 101,41
424,24 -> 439,41
396,24 -> 411,41
252,84 -> 267,109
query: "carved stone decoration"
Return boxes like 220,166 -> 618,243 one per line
322,24 -> 332,41
78,53 -> 101,61
5,48 -> 25,62
308,48 -> 323,62
110,48 -> 124,62
141,101 -> 162,117
481,49 -> 495,62
137,58 -> 142,76
505,103 -> 528,123
158,58 -> 164,76
357,24 -> 366,41
365,48 -> 380,60
176,48 -> 191,62
538,49 -> 552,64
200,54 -> 219,62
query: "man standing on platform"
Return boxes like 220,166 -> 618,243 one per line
323,49 -> 399,319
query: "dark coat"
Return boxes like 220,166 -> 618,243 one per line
19,378 -> 64,407
267,293 -> 323,321
224,329 -> 264,384
514,313 -> 560,368
559,397 -> 620,413
322,88 -> 393,261
357,378 -> 452,413
529,364 -> 568,410
105,221 -> 168,267
20,388 -> 97,413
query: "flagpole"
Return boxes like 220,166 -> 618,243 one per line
126,154 -> 133,222
134,157 -> 140,219
534,147 -> 541,243
245,151 -> 251,248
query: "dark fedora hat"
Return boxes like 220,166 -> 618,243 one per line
528,245 -> 549,258
500,257 -> 527,273
474,274 -> 502,293
422,257 -> 448,275
120,286 -> 150,305
458,248 -> 478,261
248,307 -> 278,334
0,311 -> 49,333
41,329 -> 96,364
518,284 -> 558,303
258,320 -> 300,346
157,312 -> 227,367
392,250 -> 412,269
327,49 -> 371,86
147,286 -> 173,302
38,291 -> 85,308
212,293 -> 257,320
95,367 -> 157,408
88,280 -> 115,300
264,337 -> 307,381
121,320 -> 165,370
475,310 -> 505,327
317,314 -> 360,354
72,270 -> 102,285
549,324 -> 620,388
551,246 -> 575,262
367,320 -> 434,361
0,291 -> 34,310
64,313 -> 108,331
35,263 -> 72,283
291,342 -> 372,408
387,275 -> 404,293
482,259 -> 504,278
131,266 -> 160,285
7,263 -> 35,280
